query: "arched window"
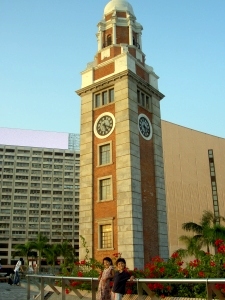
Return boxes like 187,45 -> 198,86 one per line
107,34 -> 112,46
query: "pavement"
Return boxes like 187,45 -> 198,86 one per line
0,282 -> 38,300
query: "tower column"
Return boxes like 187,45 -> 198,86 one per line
138,32 -> 142,49
97,32 -> 102,51
112,21 -> 116,44
128,21 -> 133,45
97,23 -> 104,50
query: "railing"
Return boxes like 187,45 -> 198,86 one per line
26,275 -> 225,300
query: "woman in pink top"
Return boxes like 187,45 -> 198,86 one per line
97,257 -> 114,300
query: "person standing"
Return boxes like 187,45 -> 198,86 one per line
97,257 -> 114,300
13,258 -> 23,286
111,258 -> 134,300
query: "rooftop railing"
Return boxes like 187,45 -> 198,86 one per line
26,274 -> 225,300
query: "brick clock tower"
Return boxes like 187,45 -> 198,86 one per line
77,0 -> 169,269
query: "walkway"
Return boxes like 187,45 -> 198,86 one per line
0,282 -> 38,300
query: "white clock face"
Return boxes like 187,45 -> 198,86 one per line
94,112 -> 115,139
138,113 -> 153,140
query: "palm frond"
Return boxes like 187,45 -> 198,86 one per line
182,222 -> 202,233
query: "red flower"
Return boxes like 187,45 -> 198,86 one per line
215,283 -> 225,290
183,268 -> 188,276
198,271 -> 205,278
189,259 -> 200,267
65,288 -> 70,294
161,294 -> 165,298
148,283 -> 164,291
167,285 -> 172,291
215,239 -> 224,246
210,261 -> 216,267
159,267 -> 165,274
151,256 -> 164,263
80,260 -> 86,265
171,252 -> 179,259
77,271 -> 83,277
218,245 -> 225,253
177,261 -> 184,266
71,281 -> 79,287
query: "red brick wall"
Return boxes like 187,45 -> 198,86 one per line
110,46 -> 121,58
103,28 -> 113,44
117,12 -> 126,18
129,47 -> 136,59
94,62 -> 115,80
96,47 -> 122,65
138,106 -> 159,262
93,104 -> 118,261
105,13 -> 112,21
136,64 -> 149,83
116,26 -> 129,44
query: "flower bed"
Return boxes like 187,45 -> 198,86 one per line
56,240 -> 225,298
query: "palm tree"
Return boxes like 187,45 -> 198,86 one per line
13,241 -> 34,266
59,240 -> 75,266
43,244 -> 61,273
176,235 -> 205,259
31,233 -> 49,272
181,210 -> 225,253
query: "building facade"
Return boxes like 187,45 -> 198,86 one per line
0,145 -> 80,264
77,0 -> 169,269
162,121 -> 225,255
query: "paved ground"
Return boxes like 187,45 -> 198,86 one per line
0,282 -> 38,300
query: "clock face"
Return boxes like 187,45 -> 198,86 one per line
94,112 -> 115,139
138,113 -> 153,140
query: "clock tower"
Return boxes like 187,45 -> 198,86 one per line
77,0 -> 168,269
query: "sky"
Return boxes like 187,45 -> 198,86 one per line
0,0 -> 225,148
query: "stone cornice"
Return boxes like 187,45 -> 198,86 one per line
76,69 -> 164,101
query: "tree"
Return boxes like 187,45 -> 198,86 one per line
13,241 -> 34,266
59,240 -> 75,266
43,244 -> 61,273
176,235 -> 205,259
181,210 -> 225,253
31,233 -> 49,272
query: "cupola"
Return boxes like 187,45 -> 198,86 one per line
104,0 -> 135,17
96,0 -> 142,51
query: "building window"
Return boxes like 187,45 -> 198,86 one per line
94,88 -> 114,108
137,89 -> 152,111
146,96 -> 149,109
98,176 -> 112,201
106,34 -> 112,46
208,149 -> 220,220
97,217 -> 114,250
141,93 -> 145,106
100,225 -> 112,248
102,91 -> 108,105
95,94 -> 101,107
99,143 -> 111,166
109,89 -> 114,103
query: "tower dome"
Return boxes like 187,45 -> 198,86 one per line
104,0 -> 135,16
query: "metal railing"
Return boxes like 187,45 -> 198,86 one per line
26,275 -> 225,300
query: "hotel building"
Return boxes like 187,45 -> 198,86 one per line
0,144 -> 80,264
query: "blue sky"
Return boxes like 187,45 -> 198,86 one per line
1,0 -> 225,143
